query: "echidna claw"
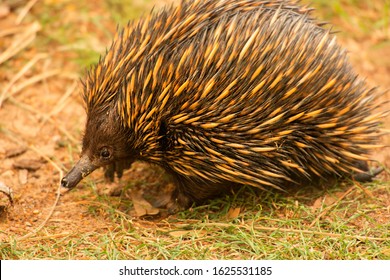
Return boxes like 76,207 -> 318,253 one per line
353,167 -> 384,182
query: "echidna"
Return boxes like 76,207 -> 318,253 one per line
61,0 -> 386,212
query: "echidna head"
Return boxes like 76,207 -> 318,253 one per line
61,108 -> 132,189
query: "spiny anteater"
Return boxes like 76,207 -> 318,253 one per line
61,0 -> 386,212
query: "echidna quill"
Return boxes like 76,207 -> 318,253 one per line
61,0 -> 386,212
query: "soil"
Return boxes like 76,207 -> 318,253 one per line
0,1 -> 389,246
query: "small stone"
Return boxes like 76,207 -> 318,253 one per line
5,147 -> 27,158
13,159 -> 42,171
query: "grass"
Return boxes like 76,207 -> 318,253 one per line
0,0 -> 389,260
2,179 -> 389,259
34,1 -> 112,68
310,0 -> 390,38
105,0 -> 155,24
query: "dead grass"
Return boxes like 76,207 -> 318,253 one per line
0,0 -> 389,260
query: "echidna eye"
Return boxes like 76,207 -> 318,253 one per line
100,147 -> 111,159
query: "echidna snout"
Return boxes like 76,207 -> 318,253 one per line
61,155 -> 97,189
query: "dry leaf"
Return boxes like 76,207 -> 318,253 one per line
312,197 -> 323,212
312,195 -> 338,212
169,230 -> 191,237
227,207 -> 241,219
323,195 -> 337,205
130,189 -> 160,217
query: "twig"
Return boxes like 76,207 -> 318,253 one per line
0,25 -> 30,38
16,0 -> 39,24
353,181 -> 375,199
0,21 -> 41,65
1,69 -> 63,106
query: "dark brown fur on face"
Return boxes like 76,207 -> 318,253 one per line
61,108 -> 133,189
61,0 -> 386,213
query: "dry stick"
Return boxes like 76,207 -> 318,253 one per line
0,21 -> 40,65
0,53 -> 48,107
37,56 -> 80,126
16,0 -> 39,24
0,25 -> 31,37
353,180 -> 375,199
1,69 -> 63,106
309,186 -> 355,227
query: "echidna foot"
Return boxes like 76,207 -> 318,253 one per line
352,167 -> 384,182
104,159 -> 134,182
165,188 -> 192,214
350,160 -> 384,182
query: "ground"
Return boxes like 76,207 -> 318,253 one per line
0,0 -> 389,259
